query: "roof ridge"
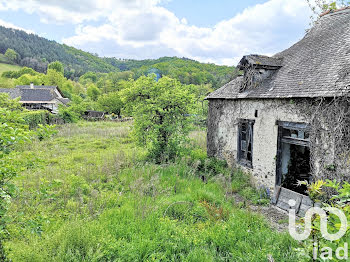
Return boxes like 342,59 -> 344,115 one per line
16,85 -> 57,88
320,6 -> 350,17
209,6 -> 350,100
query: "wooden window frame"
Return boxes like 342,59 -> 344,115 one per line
237,119 -> 255,168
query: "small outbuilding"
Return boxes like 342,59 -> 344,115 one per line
206,8 -> 350,214
0,83 -> 70,113
83,110 -> 105,120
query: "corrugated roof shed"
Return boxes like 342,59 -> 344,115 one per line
207,8 -> 350,99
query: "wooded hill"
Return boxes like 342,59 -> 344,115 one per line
0,26 -> 237,89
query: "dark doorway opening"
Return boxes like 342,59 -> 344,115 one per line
276,121 -> 311,196
280,143 -> 310,194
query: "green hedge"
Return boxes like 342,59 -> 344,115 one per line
21,110 -> 65,129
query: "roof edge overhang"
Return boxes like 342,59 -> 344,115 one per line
206,93 -> 349,100
20,101 -> 56,104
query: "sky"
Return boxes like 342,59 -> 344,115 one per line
0,0 -> 313,66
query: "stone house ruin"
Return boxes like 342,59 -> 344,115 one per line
0,83 -> 70,114
206,8 -> 350,214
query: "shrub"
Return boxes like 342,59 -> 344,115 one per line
21,110 -> 48,129
2,67 -> 38,79
297,180 -> 350,261
0,94 -> 22,111
0,108 -> 29,260
35,124 -> 57,141
188,151 -> 229,180
58,106 -> 79,123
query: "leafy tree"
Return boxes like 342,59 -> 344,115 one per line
4,48 -> 18,63
48,61 -> 64,75
307,0 -> 350,23
105,71 -> 134,91
86,84 -> 101,101
96,78 -> 114,93
70,82 -> 85,96
44,69 -> 65,88
79,72 -> 98,84
60,80 -> 75,99
186,84 -> 213,126
133,58 -> 237,89
20,57 -> 47,73
114,80 -> 130,92
0,77 -> 14,89
97,92 -> 123,115
116,71 -> 135,81
14,73 -> 44,86
122,75 -> 195,162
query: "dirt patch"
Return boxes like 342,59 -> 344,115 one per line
249,205 -> 289,232
228,192 -> 289,232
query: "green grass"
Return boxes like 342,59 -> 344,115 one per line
5,121 -> 300,261
0,62 -> 22,74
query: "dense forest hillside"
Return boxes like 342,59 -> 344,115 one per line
0,26 -> 115,75
0,26 -> 237,88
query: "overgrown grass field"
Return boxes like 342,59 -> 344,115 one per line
5,121 -> 299,261
0,61 -> 21,74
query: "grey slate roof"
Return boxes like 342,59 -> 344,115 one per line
0,85 -> 67,103
207,9 -> 350,100
0,88 -> 21,99
20,89 -> 57,102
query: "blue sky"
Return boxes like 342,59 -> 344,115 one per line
0,0 -> 312,65
161,0 -> 268,27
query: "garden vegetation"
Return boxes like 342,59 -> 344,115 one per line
2,118 -> 299,261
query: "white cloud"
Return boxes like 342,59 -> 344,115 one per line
0,19 -> 35,34
65,24 -> 119,46
0,0 -> 167,24
0,0 -> 312,65
64,0 -> 312,65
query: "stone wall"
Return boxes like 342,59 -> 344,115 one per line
207,98 -> 307,192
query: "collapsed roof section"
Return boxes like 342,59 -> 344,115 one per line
237,55 -> 283,70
